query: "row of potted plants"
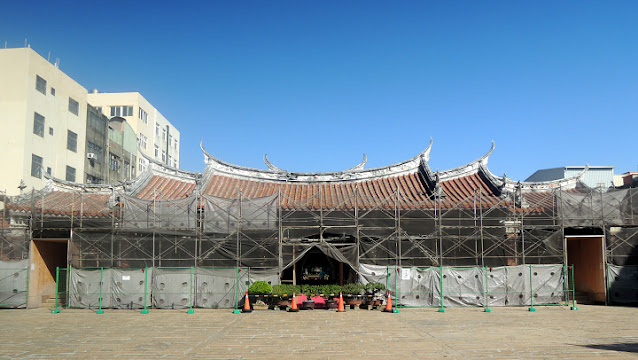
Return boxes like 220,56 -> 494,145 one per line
245,281 -> 387,310
248,282 -> 386,297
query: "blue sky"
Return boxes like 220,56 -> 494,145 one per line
2,2 -> 637,180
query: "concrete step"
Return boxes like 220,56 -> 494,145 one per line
41,296 -> 66,308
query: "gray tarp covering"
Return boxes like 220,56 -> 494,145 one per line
195,268 -> 242,308
0,259 -> 28,308
69,268 -> 113,308
202,194 -> 278,234
67,267 -> 280,309
607,227 -> 638,266
122,195 -> 198,229
152,268 -> 193,308
607,265 -> 638,304
195,268 -> 279,308
359,264 -> 565,307
69,268 -> 152,309
110,268 -> 152,309
559,189 -> 638,227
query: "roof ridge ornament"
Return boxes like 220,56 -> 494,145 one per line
344,154 -> 367,172
264,153 -> 368,174
264,154 -> 288,173
201,138 -> 434,182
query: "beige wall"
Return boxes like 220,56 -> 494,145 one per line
87,92 -> 180,170
0,48 -> 87,195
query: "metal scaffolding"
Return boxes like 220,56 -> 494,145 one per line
1,186 -> 636,271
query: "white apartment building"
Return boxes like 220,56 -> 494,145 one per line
87,92 -> 180,172
0,47 -> 88,196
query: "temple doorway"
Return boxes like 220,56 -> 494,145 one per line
566,235 -> 606,304
28,239 -> 68,308
281,247 -> 355,286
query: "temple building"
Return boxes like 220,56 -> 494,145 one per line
1,140 -> 636,309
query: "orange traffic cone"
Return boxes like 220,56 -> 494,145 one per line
241,291 -> 252,313
383,290 -> 393,312
336,292 -> 345,312
288,293 -> 299,312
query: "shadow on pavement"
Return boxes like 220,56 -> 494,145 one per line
579,342 -> 638,353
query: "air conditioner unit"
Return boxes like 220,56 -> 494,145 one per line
87,153 -> 95,159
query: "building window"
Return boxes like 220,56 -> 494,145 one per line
139,107 -> 148,124
138,158 -> 148,172
46,167 -> 51,175
167,155 -> 172,166
51,88 -> 56,96
155,122 -> 160,136
168,134 -> 172,147
161,150 -> 166,162
86,174 -> 102,184
87,141 -> 103,163
154,144 -> 159,157
49,127 -> 53,136
139,133 -> 147,149
162,128 -> 167,141
109,153 -> 120,172
33,112 -> 45,137
68,97 -> 79,116
31,154 -> 43,178
66,130 -> 78,152
36,75 -> 46,94
65,166 -> 76,182
96,107 -> 102,113
174,139 -> 178,150
110,105 -> 133,117
88,111 -> 106,133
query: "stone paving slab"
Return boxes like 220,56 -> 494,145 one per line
0,305 -> 637,359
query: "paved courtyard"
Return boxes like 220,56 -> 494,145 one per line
0,305 -> 637,359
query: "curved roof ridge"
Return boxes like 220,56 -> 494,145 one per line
201,139 -> 433,183
264,153 -> 368,173
437,141 -> 495,182
41,172 -> 123,195
138,146 -> 199,179
480,158 -> 588,193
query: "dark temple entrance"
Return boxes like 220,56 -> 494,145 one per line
282,247 -> 355,286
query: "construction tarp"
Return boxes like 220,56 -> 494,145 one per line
607,265 -> 638,304
559,189 -> 638,227
122,195 -> 198,230
607,227 -> 638,266
66,266 -> 280,309
151,268 -> 193,308
202,194 -> 278,234
0,259 -> 28,308
69,268 -> 113,308
358,264 -> 565,307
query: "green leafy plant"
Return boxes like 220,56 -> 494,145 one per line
341,283 -> 365,295
301,284 -> 321,296
248,281 -> 272,294
271,284 -> 300,297
365,282 -> 386,293
319,284 -> 342,296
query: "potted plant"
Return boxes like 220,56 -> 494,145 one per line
247,281 -> 273,310
271,284 -> 300,310
364,282 -> 386,308
342,283 -> 366,308
320,284 -> 342,309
